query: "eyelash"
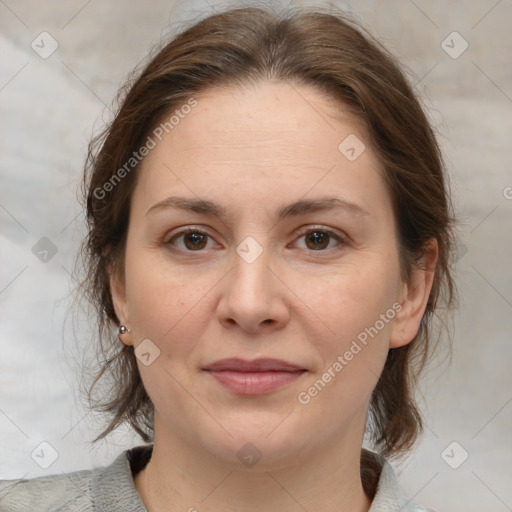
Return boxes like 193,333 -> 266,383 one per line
164,226 -> 347,254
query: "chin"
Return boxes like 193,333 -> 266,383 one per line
193,417 -> 313,472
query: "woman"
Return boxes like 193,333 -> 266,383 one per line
0,4 -> 455,511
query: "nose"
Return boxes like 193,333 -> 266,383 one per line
216,244 -> 290,334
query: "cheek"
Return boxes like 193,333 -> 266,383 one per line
297,266 -> 395,415
298,260 -> 399,408
124,251 -> 215,351
307,260 -> 400,345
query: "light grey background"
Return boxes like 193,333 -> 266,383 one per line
1,0 -> 511,510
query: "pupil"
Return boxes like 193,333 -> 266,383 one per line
186,232 -> 206,250
308,231 -> 328,250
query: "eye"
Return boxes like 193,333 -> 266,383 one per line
164,226 -> 347,253
165,228 -> 215,251
293,227 -> 346,251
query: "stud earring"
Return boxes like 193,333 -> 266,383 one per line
118,326 -> 132,343
118,325 -> 131,335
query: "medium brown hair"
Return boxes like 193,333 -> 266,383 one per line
78,3 -> 456,486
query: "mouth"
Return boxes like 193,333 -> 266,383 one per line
202,358 -> 307,395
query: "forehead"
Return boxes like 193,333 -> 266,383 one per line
166,81 -> 368,158
133,80 -> 389,218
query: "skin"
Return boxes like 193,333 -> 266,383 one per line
110,81 -> 437,512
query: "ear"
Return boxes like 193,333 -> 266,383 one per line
108,261 -> 133,346
389,239 -> 438,349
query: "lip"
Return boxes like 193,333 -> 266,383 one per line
203,358 -> 307,395
203,358 -> 304,372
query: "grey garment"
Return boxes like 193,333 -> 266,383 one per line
0,445 -> 435,511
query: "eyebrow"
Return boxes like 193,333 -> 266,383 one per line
145,195 -> 370,220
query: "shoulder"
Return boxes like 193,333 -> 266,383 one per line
0,444 -> 152,512
367,450 -> 437,512
0,468 -> 93,511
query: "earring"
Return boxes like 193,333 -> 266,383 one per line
119,325 -> 131,335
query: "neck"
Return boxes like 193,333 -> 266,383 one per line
134,416 -> 373,512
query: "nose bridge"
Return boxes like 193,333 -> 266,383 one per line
217,234 -> 289,332
231,235 -> 273,303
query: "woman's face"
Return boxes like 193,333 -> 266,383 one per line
112,81 -> 424,469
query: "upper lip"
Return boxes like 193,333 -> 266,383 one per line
203,358 -> 305,372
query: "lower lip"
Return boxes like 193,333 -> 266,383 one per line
206,370 -> 305,395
